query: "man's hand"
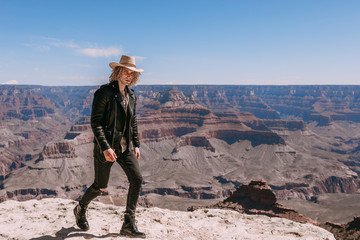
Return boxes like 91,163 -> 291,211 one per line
134,147 -> 140,160
103,148 -> 117,162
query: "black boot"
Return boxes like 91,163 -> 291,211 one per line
73,203 -> 89,231
120,214 -> 146,238
74,183 -> 102,231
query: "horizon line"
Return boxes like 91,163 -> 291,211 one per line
1,83 -> 360,87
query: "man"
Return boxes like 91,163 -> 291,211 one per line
74,55 -> 146,238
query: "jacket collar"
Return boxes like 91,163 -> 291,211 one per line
111,81 -> 135,116
110,81 -> 134,97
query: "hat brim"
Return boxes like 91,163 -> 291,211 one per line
109,62 -> 144,72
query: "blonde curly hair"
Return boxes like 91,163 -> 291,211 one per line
109,66 -> 141,86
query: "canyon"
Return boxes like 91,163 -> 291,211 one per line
0,84 -> 359,224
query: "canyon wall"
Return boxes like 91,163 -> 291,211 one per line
0,84 -> 359,203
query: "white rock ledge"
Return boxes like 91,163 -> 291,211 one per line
0,198 -> 335,240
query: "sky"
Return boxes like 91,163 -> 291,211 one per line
0,0 -> 359,86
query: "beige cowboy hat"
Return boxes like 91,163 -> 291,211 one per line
109,55 -> 144,72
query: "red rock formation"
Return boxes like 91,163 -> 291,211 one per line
189,179 -> 360,238
0,87 -> 55,120
331,112 -> 360,122
188,180 -> 317,225
3,188 -> 57,200
309,114 -> 332,126
141,186 -> 229,199
75,116 -> 91,124
69,124 -> 91,132
0,149 -> 20,180
321,217 -> 360,240
1,85 -> 359,209
138,89 -> 216,142
261,119 -> 306,130
174,136 -> 215,152
64,116 -> 93,144
205,129 -> 285,146
321,176 -> 359,194
271,176 -> 359,200
41,141 -> 76,159
225,180 -> 277,206
138,88 -> 286,148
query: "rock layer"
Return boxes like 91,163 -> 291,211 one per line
1,85 -> 359,212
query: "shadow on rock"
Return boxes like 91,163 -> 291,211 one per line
29,227 -> 120,240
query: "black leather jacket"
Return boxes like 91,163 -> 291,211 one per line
91,81 -> 140,152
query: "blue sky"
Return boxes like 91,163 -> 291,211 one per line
0,0 -> 359,86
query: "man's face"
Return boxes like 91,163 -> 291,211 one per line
118,68 -> 135,86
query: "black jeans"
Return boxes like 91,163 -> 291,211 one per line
81,144 -> 143,216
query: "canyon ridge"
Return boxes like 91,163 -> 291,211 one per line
0,84 -> 359,224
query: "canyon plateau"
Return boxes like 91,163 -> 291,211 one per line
0,84 -> 360,226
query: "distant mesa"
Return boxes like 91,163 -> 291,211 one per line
189,179 -> 317,225
64,116 -> 92,140
157,88 -> 187,106
40,141 -> 77,159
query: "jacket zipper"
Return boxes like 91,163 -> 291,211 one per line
121,93 -> 128,151
112,96 -> 117,148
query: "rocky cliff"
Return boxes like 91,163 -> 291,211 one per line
0,198 -> 336,240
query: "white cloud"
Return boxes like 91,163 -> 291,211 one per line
1,80 -> 19,85
24,37 -> 79,52
47,39 -> 79,48
76,47 -> 123,58
24,37 -> 130,59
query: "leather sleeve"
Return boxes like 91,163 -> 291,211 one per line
132,95 -> 140,148
91,88 -> 111,152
